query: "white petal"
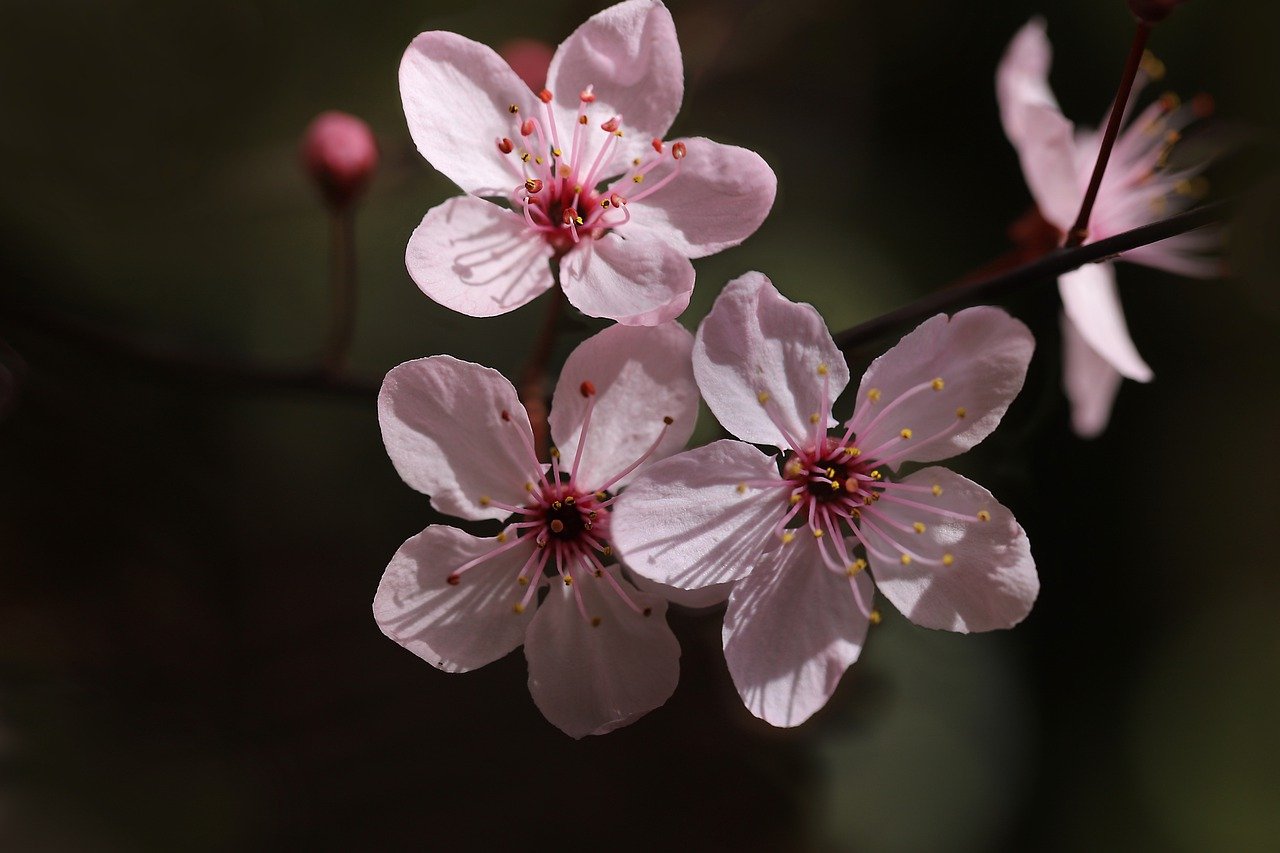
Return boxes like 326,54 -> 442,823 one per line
693,272 -> 850,448
1058,263 -> 1153,382
723,535 -> 873,727
374,525 -> 539,673
996,18 -> 1061,145
610,440 -> 788,589
549,322 -> 698,490
863,468 -> 1037,633
525,567 -> 679,738
401,31 -> 534,196
850,307 -> 1034,467
379,356 -> 541,521
406,196 -> 555,318
1061,311 -> 1125,438
560,230 -> 694,326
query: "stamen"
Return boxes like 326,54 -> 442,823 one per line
594,416 -> 674,493
446,533 -> 530,585
569,382 -> 598,487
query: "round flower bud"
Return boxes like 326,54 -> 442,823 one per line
300,111 -> 378,210
1127,0 -> 1189,23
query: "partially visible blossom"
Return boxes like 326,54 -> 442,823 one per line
301,111 -> 379,210
998,19 -> 1218,436
399,0 -> 776,325
374,322 -> 699,737
611,273 -> 1039,727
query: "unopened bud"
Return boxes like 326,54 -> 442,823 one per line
1127,0 -> 1189,23
301,111 -> 378,211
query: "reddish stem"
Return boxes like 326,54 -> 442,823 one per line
323,208 -> 358,376
517,289 -> 566,461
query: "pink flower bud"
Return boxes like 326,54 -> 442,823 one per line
301,111 -> 378,210
498,38 -> 554,91
1127,0 -> 1189,23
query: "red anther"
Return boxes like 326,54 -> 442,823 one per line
1191,92 -> 1215,118
497,137 -> 514,154
580,380 -> 597,397
600,117 -> 620,133
578,115 -> 588,126
1127,0 -> 1188,23
609,193 -> 626,207
562,207 -> 583,226
538,88 -> 553,104
651,138 -> 664,153
520,118 -> 535,137
524,178 -> 543,194
579,88 -> 596,103
1158,92 -> 1180,113
662,416 -> 674,425
671,141 -> 687,160
501,409 -> 511,421
446,574 -> 461,586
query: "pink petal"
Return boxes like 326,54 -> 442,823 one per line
693,272 -> 850,448
850,307 -> 1033,467
379,356 -> 542,521
546,0 -> 683,166
863,467 -> 1037,633
996,18 -> 1061,146
627,137 -> 777,259
548,322 -> 698,490
401,31 -> 533,196
374,525 -> 539,673
560,230 -> 694,326
723,535 -> 873,727
610,439 -> 787,589
525,567 -> 679,738
1058,263 -> 1153,382
1061,311 -> 1124,439
1011,102 -> 1082,231
406,195 -> 555,318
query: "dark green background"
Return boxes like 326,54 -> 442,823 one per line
2,0 -> 1277,849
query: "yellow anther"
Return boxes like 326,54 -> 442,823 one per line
783,459 -> 803,477
825,468 -> 837,478
595,491 -> 607,500
932,484 -> 943,496
913,522 -> 925,534
942,553 -> 954,566
496,532 -> 508,543
632,173 -> 645,183
573,185 -> 582,195
809,413 -> 821,424
849,508 -> 862,520
931,378 -> 945,391
552,147 -> 562,157
1140,50 -> 1166,81
757,391 -> 770,404
508,104 -> 519,114
479,496 -> 491,507
813,529 -> 824,538
633,157 -> 642,166
524,482 -> 534,492
817,363 -> 829,376
900,554 -> 912,565
977,510 -> 991,522
736,483 -> 747,494
602,546 -> 613,556
549,447 -> 561,458
552,500 -> 563,510
591,616 -> 602,627
868,388 -> 882,403
518,576 -> 529,586
870,470 -> 882,481
563,575 -> 573,586
781,532 -> 796,544
789,493 -> 802,505
830,480 -> 841,491
900,428 -> 913,440
513,602 -> 526,614
955,407 -> 967,419
845,446 -> 861,457
564,496 -> 575,506
846,559 -> 867,576
614,130 -> 624,137
520,151 -> 530,163
870,609 -> 883,625
534,156 -> 543,165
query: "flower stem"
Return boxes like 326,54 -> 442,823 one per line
1063,21 -> 1153,248
517,288 -> 566,461
323,208 -> 358,375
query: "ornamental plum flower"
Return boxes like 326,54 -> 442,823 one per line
399,0 -> 777,326
610,273 -> 1039,727
374,322 -> 699,737
998,19 -> 1218,436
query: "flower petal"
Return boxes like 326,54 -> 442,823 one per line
401,31 -> 533,196
374,525 -> 539,673
850,307 -> 1033,467
1061,311 -> 1125,438
723,535 -> 873,728
560,230 -> 694,326
627,137 -> 777,259
1058,263 -> 1153,382
693,272 -> 850,448
406,195 -> 555,318
525,567 -> 679,738
379,356 -> 542,521
863,467 -> 1037,633
546,0 -> 683,165
549,322 -> 698,490
610,439 -> 787,589
996,18 -> 1061,146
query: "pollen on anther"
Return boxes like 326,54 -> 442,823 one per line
578,115 -> 588,125
590,616 -> 602,627
868,388 -> 882,403
517,576 -> 529,587
813,529 -> 824,538
632,174 -> 645,184
524,178 -> 543,194
942,554 -> 954,566
496,532 -> 508,543
524,482 -> 534,492
512,602 -> 525,614
816,363 -> 829,376
736,483 -> 746,494
508,104 -> 519,114
549,447 -> 561,459
870,470 -> 882,481
563,575 -> 573,586
931,378 -> 945,391
789,493 -> 802,505
955,407 -> 967,419
900,428 -> 913,440
757,391 -> 770,404
781,532 -> 796,544
809,413 -> 821,424
847,559 -> 867,576
913,522 -> 925,534
977,510 -> 991,522
479,496 -> 492,507
845,446 -> 861,457
931,484 -> 942,496
595,491 -> 606,500
602,546 -> 613,556
900,554 -> 912,565
870,610 -> 883,625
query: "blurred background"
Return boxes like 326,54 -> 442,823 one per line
1,0 -> 1277,849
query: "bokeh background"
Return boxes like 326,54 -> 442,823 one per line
2,0 -> 1278,849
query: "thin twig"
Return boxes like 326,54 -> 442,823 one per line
323,208 -> 358,375
517,289 -> 566,460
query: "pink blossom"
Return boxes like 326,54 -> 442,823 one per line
610,273 -> 1039,727
374,322 -> 700,737
300,111 -> 379,210
399,0 -> 777,325
998,19 -> 1218,436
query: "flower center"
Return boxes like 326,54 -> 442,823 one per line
492,85 -> 687,250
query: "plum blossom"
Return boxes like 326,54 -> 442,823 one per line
399,0 -> 776,326
998,19 -> 1218,436
374,322 -> 699,737
610,273 -> 1039,727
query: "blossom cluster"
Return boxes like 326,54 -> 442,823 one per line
371,1 -> 1218,736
